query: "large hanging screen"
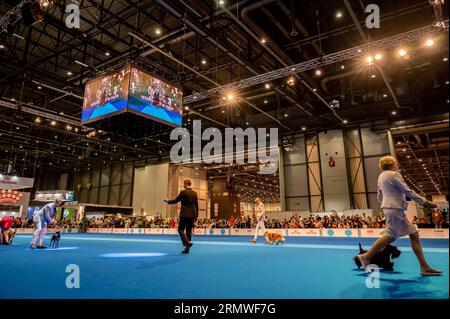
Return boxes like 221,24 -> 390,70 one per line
81,66 -> 131,124
81,64 -> 183,127
128,67 -> 183,127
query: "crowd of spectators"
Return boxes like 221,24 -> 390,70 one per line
10,208 -> 449,229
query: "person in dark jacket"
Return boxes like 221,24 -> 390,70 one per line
164,179 -> 199,254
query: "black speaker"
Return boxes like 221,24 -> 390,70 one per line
21,3 -> 44,27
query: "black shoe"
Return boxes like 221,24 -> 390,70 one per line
36,246 -> 47,249
181,247 -> 190,254
186,242 -> 193,248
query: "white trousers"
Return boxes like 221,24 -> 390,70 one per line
253,220 -> 266,239
31,214 -> 46,246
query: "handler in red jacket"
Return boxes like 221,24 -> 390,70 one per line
0,215 -> 16,245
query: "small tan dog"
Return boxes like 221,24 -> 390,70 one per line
264,231 -> 286,245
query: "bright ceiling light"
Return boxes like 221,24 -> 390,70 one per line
201,59 -> 207,65
366,56 -> 373,64
0,44 -> 4,49
342,119 -> 348,124
391,111 -> 397,115
265,83 -> 270,89
371,74 -> 376,78
425,38 -> 434,47
105,51 -> 110,57
260,38 -> 266,44
315,69 -> 323,76
155,28 -> 162,35
67,71 -> 72,76
398,49 -> 407,57
374,53 -> 382,60
335,11 -> 343,19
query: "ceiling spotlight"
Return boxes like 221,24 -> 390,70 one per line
50,121 -> 57,126
425,38 -> 434,47
313,88 -> 317,92
155,28 -> 162,35
398,49 -> 407,57
34,117 -> 42,124
374,53 -> 382,61
201,59 -> 207,65
264,100 -> 268,104
284,114 -> 288,117
315,69 -> 323,76
341,65 -> 345,70
391,111 -> 397,115
371,74 -> 376,78
342,119 -> 348,124
105,51 -> 110,57
301,126 -> 306,131
218,0 -> 225,5
366,56 -> 373,64
443,57 -> 449,62
184,106 -> 189,110
37,85 -> 42,90
39,0 -> 52,9
335,11 -> 343,19
287,76 -> 296,86
227,94 -> 235,101
0,44 -> 4,49
67,71 -> 72,76
265,83 -> 271,89
260,38 -> 266,44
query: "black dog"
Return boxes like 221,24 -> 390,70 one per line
353,243 -> 401,271
49,231 -> 61,248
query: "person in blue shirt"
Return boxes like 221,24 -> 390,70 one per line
30,200 -> 63,249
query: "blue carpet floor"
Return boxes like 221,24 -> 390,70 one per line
1,234 -> 448,299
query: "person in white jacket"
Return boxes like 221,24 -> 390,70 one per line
30,200 -> 62,249
357,156 -> 442,276
250,197 -> 266,243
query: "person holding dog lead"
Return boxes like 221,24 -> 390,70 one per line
250,197 -> 266,243
357,156 -> 443,276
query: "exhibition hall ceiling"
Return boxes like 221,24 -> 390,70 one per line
0,0 -> 448,195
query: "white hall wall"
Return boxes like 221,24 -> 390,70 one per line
132,163 -> 170,216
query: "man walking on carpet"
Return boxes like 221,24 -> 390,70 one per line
164,179 -> 199,254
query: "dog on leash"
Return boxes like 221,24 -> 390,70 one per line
353,243 -> 401,271
264,231 -> 286,245
49,231 -> 61,248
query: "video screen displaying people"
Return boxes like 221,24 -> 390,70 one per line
128,67 -> 183,127
81,66 -> 131,123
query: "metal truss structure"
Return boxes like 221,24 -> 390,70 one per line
0,0 -> 36,34
183,20 -> 449,105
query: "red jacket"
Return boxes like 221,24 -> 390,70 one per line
0,216 -> 14,230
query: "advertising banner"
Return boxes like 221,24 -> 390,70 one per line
15,228 -> 34,234
64,228 -> 80,234
112,228 -> 128,234
97,228 -> 112,234
418,228 -> 449,238
144,228 -> 163,234
230,228 -> 255,236
206,228 -> 230,236
163,228 -> 178,235
87,228 -> 98,233
360,228 -> 384,238
193,228 -> 206,235
324,228 -> 355,237
128,228 -> 144,234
